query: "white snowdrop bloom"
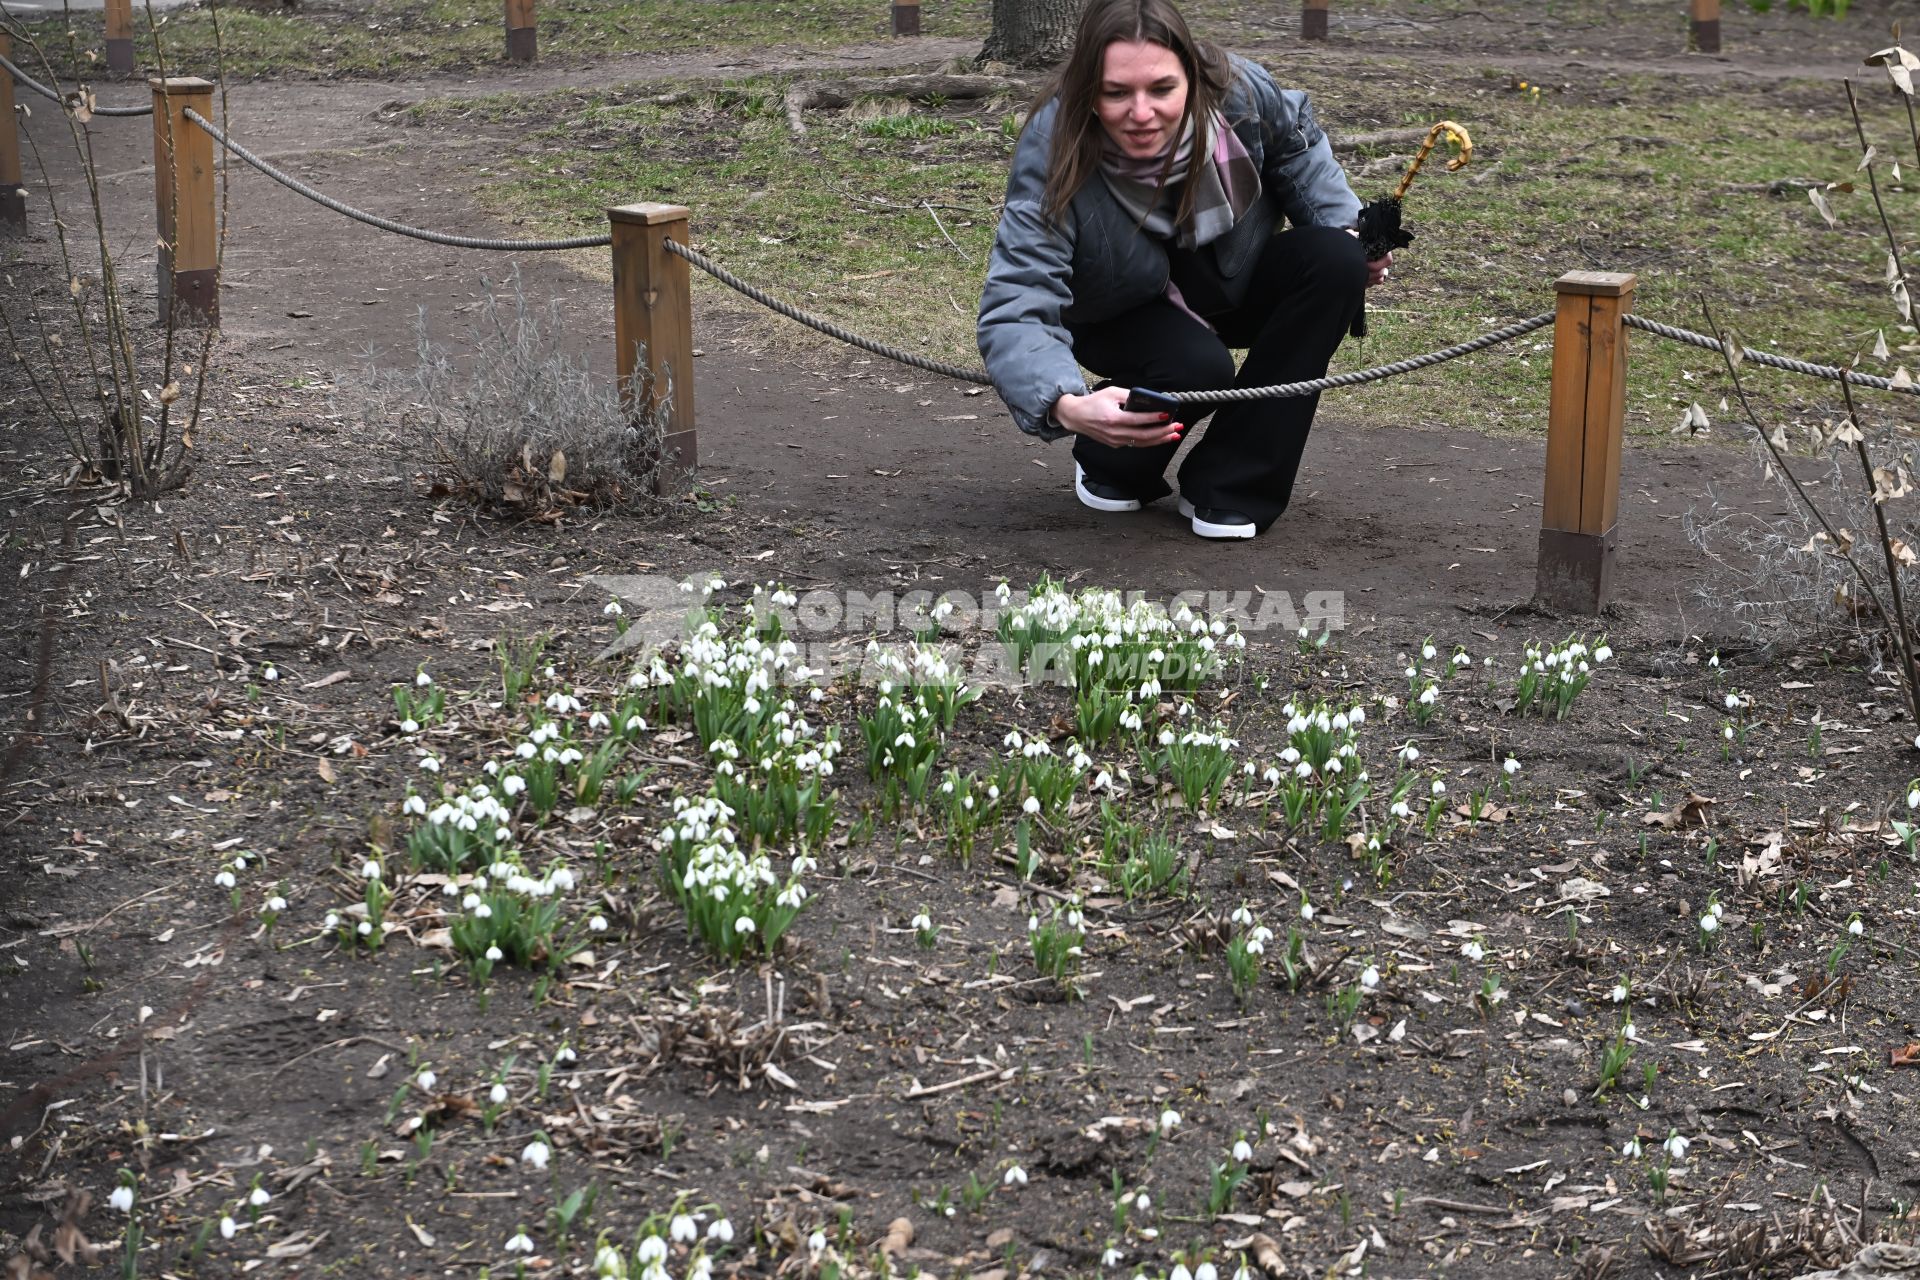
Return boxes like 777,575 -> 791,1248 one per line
637,1237 -> 669,1265
1003,1165 -> 1028,1186
1612,983 -> 1629,1003
400,718 -> 420,735
1725,693 -> 1741,710
589,915 -> 608,933
520,1139 -> 550,1170
1417,686 -> 1438,706
109,1185 -> 134,1214
1195,1264 -> 1218,1280
1461,940 -> 1485,963
516,742 -> 537,759
1664,1132 -> 1691,1161
324,912 -> 340,930
1849,918 -> 1865,936
670,1214 -> 698,1244
995,582 -> 1013,604
910,912 -> 933,932
1503,757 -> 1521,776
1710,901 -> 1724,919
594,1245 -> 627,1278
413,670 -> 433,688
1431,779 -> 1447,796
1622,1137 -> 1643,1159
416,1071 -> 437,1091
474,904 -> 494,920
1909,786 -> 1920,810
736,916 -> 757,935
1360,965 -> 1381,990
1102,1247 -> 1124,1268
1421,642 -> 1437,661
1134,1192 -> 1151,1212
403,794 -> 427,816
708,1218 -> 735,1243
1158,1108 -> 1181,1134
261,666 -> 279,682
419,756 -> 441,774
485,945 -> 503,962
462,892 -> 482,910
215,870 -> 236,890
1622,1021 -> 1638,1040
808,1231 -> 828,1257
1390,800 -> 1413,819
1300,901 -> 1315,922
1233,1138 -> 1254,1162
249,1186 -> 271,1207
1231,905 -> 1254,928
1403,665 -> 1417,680
357,920 -> 374,937
1022,796 -> 1041,816
506,1231 -> 535,1254
220,1216 -> 237,1240
490,1084 -> 509,1105
1170,1265 -> 1193,1280
1594,644 -> 1612,663
1294,761 -> 1313,779
1699,914 -> 1719,935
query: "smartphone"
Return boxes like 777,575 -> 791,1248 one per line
1123,386 -> 1181,416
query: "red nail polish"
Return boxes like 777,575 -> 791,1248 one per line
1159,413 -> 1173,422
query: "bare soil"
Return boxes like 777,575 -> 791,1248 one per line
6,5 -> 1920,1280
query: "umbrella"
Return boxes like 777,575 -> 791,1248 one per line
1350,120 -> 1473,337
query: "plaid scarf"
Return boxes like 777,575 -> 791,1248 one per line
1098,110 -> 1261,250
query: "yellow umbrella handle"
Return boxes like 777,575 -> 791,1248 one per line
1392,120 -> 1474,203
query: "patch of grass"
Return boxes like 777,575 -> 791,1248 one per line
415,57 -> 1912,437
18,0 -> 990,80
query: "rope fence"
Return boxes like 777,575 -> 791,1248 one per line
2,47 -> 1912,618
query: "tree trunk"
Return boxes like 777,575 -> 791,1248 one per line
981,0 -> 1085,68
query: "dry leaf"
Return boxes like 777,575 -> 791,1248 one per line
879,1218 -> 913,1257
548,450 -> 567,484
1892,1043 -> 1920,1067
1643,792 -> 1715,830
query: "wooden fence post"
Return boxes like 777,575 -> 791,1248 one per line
610,203 -> 697,488
1302,0 -> 1329,40
151,77 -> 218,326
1689,0 -> 1720,53
105,0 -> 136,75
505,0 -> 536,62
1,33 -> 25,232
1536,271 -> 1636,614
891,0 -> 921,36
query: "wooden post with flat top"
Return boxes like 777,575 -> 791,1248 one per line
1,33 -> 25,232
1690,0 -> 1720,53
891,0 -> 921,36
105,0 -> 136,75
610,203 -> 697,489
151,77 -> 218,326
505,0 -> 536,62
1536,271 -> 1636,614
1302,0 -> 1328,41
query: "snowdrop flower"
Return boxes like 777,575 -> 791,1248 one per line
1849,917 -> 1865,936
506,1230 -> 535,1254
361,860 -> 382,879
109,1185 -> 134,1214
671,1214 -> 698,1244
220,1216 -> 237,1240
416,1071 -> 437,1091
356,921 -> 374,937
403,793 -> 427,816
589,915 -> 608,933
324,912 -> 340,930
419,756 -> 441,774
1908,784 -> 1920,810
1134,1191 -> 1151,1212
1398,742 -> 1420,764
1621,1021 -> 1638,1040
1724,693 -> 1741,711
1360,964 -> 1381,990
910,912 -> 933,932
554,1045 -> 577,1064
1699,913 -> 1719,935
595,1245 -> 627,1278
1195,1264 -> 1218,1280
1664,1132 -> 1691,1161
1621,1136 -> 1643,1159
1170,1265 -> 1193,1280
249,1186 -> 271,1207
1232,1138 -> 1254,1162
1503,757 -> 1521,776
1102,1247 -> 1125,1268
1611,982 -> 1629,1003
485,945 -> 503,961
215,870 -> 236,890
1431,779 -> 1447,796
707,1218 -> 735,1244
520,1139 -> 550,1170
1003,1164 -> 1028,1186
474,903 -> 494,920
808,1231 -> 828,1257
490,1083 -> 509,1105
1299,900 -> 1315,922
501,774 -> 528,798
1158,1108 -> 1181,1134
400,718 -> 420,735
1022,796 -> 1041,816
1461,940 -> 1486,962
415,670 -> 433,687
637,1237 -> 669,1265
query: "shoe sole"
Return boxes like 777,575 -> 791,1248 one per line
1075,463 -> 1142,514
1178,497 -> 1256,539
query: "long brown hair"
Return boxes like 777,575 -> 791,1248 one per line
1035,0 -> 1234,227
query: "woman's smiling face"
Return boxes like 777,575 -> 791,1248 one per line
1095,39 -> 1189,160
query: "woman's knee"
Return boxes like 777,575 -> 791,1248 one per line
1297,224 -> 1368,297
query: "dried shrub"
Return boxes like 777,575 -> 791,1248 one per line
356,269 -> 669,517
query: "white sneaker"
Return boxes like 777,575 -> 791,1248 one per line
1075,462 -> 1142,513
1178,497 -> 1257,539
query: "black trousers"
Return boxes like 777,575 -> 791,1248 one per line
1066,224 -> 1367,532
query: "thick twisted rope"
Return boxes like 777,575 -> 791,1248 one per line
182,108 -> 613,252
667,237 -> 1555,397
1624,313 -> 1920,397
664,238 -> 996,384
0,52 -> 154,115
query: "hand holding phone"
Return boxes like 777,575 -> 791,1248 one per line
1122,386 -> 1181,416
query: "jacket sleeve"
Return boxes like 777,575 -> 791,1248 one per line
1238,59 -> 1362,231
977,104 -> 1085,442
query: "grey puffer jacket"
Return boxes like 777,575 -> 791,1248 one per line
977,55 -> 1362,440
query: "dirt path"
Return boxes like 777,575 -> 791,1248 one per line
19,26 -> 1823,638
